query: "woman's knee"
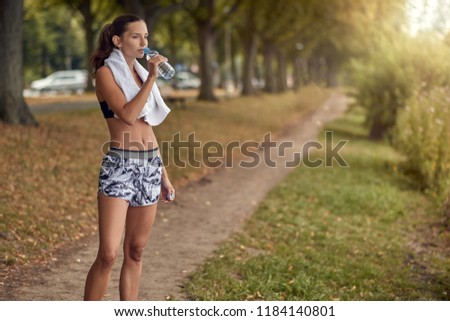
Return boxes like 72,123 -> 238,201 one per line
125,243 -> 146,262
97,249 -> 118,269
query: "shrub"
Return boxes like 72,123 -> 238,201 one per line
351,34 -> 450,140
394,87 -> 450,203
350,37 -> 415,140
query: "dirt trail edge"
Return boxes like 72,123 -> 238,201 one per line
6,92 -> 349,301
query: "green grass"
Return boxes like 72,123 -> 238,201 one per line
184,107 -> 449,300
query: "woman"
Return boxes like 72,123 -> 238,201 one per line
84,14 -> 175,301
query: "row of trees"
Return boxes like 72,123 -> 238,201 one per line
0,0 -> 434,127
25,1 -> 407,94
23,0 -> 405,98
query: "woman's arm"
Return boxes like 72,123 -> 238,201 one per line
95,67 -> 156,126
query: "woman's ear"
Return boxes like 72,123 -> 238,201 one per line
112,35 -> 121,48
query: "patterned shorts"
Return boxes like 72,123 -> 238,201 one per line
98,147 -> 162,206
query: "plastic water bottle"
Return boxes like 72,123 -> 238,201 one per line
144,47 -> 175,80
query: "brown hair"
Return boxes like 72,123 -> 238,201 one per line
91,14 -> 143,77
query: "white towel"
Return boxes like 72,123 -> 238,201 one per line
104,49 -> 170,126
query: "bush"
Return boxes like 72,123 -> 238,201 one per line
351,34 -> 450,140
350,37 -> 414,139
394,87 -> 450,203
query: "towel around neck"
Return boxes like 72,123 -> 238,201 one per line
104,49 -> 170,126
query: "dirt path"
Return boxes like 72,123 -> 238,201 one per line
4,92 -> 348,301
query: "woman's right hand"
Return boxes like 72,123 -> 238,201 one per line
147,54 -> 168,79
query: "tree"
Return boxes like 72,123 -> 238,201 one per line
233,0 -> 258,95
232,0 -> 316,94
0,0 -> 37,125
184,0 -> 241,101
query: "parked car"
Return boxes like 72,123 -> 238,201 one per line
30,69 -> 88,94
173,71 -> 201,89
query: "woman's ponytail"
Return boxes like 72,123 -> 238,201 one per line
91,23 -> 114,78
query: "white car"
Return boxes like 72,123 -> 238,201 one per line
30,70 -> 88,94
173,71 -> 201,89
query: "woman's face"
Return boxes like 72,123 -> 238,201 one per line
115,20 -> 148,60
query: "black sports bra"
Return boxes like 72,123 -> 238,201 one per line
99,101 -> 115,118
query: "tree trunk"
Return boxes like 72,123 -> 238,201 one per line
167,15 -> 178,62
231,36 -> 239,90
85,24 -> 95,91
41,45 -> 48,78
197,19 -> 217,101
263,41 -> 276,93
276,49 -> 287,92
308,57 -> 322,84
368,115 -> 388,140
241,30 -> 257,96
325,56 -> 337,87
79,0 -> 95,92
292,53 -> 302,92
0,0 -> 37,125
443,194 -> 450,230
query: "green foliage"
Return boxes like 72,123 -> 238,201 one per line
351,34 -> 450,139
394,87 -> 450,202
350,35 -> 415,139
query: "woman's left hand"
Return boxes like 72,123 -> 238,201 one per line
161,177 -> 175,204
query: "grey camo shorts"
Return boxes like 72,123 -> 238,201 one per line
98,147 -> 162,206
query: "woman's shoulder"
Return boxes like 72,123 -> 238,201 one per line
95,66 -> 116,86
96,65 -> 112,77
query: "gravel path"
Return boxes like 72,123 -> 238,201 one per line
3,92 -> 348,301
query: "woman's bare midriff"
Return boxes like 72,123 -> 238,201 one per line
106,117 -> 158,151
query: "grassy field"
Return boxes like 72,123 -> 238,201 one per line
0,86 -> 330,271
184,107 -> 450,300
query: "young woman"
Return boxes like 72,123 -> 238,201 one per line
84,14 -> 175,301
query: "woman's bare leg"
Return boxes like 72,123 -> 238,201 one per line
84,194 -> 129,300
119,203 -> 157,300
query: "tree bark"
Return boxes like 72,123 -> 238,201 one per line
276,49 -> 287,92
292,53 -> 302,92
368,114 -> 388,140
0,0 -> 37,125
263,41 -> 276,93
308,57 -> 322,84
230,35 -> 239,90
84,21 -> 95,91
41,45 -> 48,78
78,0 -> 95,92
325,56 -> 337,87
240,18 -> 257,96
197,19 -> 217,101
